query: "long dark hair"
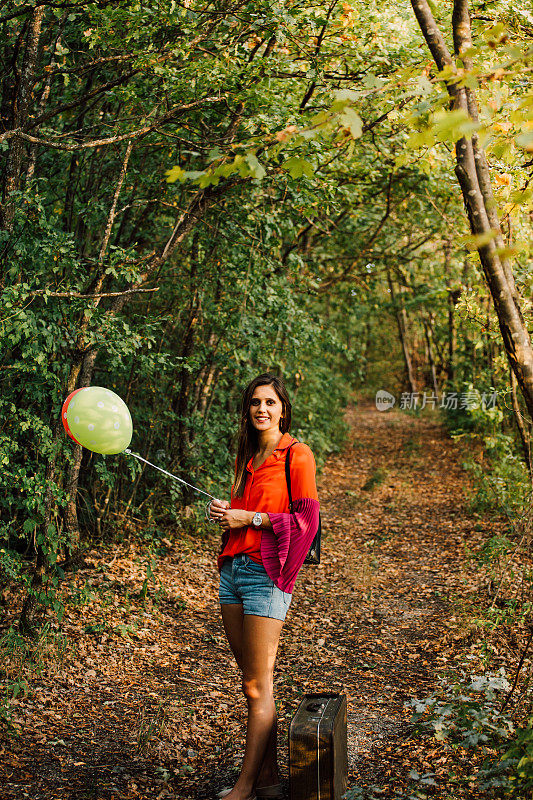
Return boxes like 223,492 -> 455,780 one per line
233,373 -> 292,499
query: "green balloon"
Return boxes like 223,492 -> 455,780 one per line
66,386 -> 133,454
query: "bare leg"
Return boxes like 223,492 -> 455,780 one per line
257,714 -> 280,787
220,605 -> 279,787
221,603 -> 244,669
219,609 -> 284,800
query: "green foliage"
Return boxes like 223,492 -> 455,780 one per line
408,669 -> 533,796
442,384 -> 531,518
410,669 -> 514,748
0,0 -> 531,659
0,14 -> 532,800
503,720 -> 533,795
0,623 -> 71,730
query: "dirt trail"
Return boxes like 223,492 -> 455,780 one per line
1,398 -> 501,799
275,398 -> 485,795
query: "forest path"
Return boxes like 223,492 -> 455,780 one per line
1,397 -> 500,799
272,397 -> 489,797
312,398 -> 480,792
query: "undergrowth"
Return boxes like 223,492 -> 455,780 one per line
404,391 -> 533,798
0,507 -> 211,735
0,623 -> 72,733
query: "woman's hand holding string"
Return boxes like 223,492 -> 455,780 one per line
210,498 -> 230,522
211,499 -> 252,530
217,508 -> 253,531
210,499 -> 248,532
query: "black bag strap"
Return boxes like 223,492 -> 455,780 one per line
284,439 -> 300,512
284,438 -> 321,565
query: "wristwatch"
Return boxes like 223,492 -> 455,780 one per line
252,512 -> 262,528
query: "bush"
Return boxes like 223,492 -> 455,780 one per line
409,669 -> 533,797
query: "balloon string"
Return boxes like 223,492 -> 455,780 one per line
123,448 -> 218,501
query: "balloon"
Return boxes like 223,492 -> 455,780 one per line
61,389 -> 83,442
65,386 -> 133,454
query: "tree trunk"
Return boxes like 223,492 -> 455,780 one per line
484,294 -> 494,386
423,314 -> 439,397
63,72 -> 96,233
26,12 -> 69,181
387,268 -> 417,394
510,368 -> 532,478
62,348 -> 98,563
203,368 -> 222,426
62,140 -> 134,553
170,231 -> 201,505
0,7 -> 44,232
195,334 -> 221,415
446,288 -> 460,384
361,321 -> 371,382
19,421 -> 62,636
410,0 -> 533,421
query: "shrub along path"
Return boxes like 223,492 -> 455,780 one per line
1,397 -> 514,799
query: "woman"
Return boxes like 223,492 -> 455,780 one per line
210,373 -> 320,800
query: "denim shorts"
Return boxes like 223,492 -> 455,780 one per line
219,554 -> 292,621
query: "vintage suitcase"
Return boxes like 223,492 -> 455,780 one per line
288,693 -> 348,800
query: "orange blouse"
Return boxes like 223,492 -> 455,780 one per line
218,432 -> 318,567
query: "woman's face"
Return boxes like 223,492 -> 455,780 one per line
249,384 -> 284,433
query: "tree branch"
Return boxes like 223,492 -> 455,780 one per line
318,171 -> 395,291
29,287 -> 159,299
0,96 -> 225,150
97,138 -> 133,266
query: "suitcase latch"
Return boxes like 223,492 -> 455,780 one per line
306,702 -> 325,712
